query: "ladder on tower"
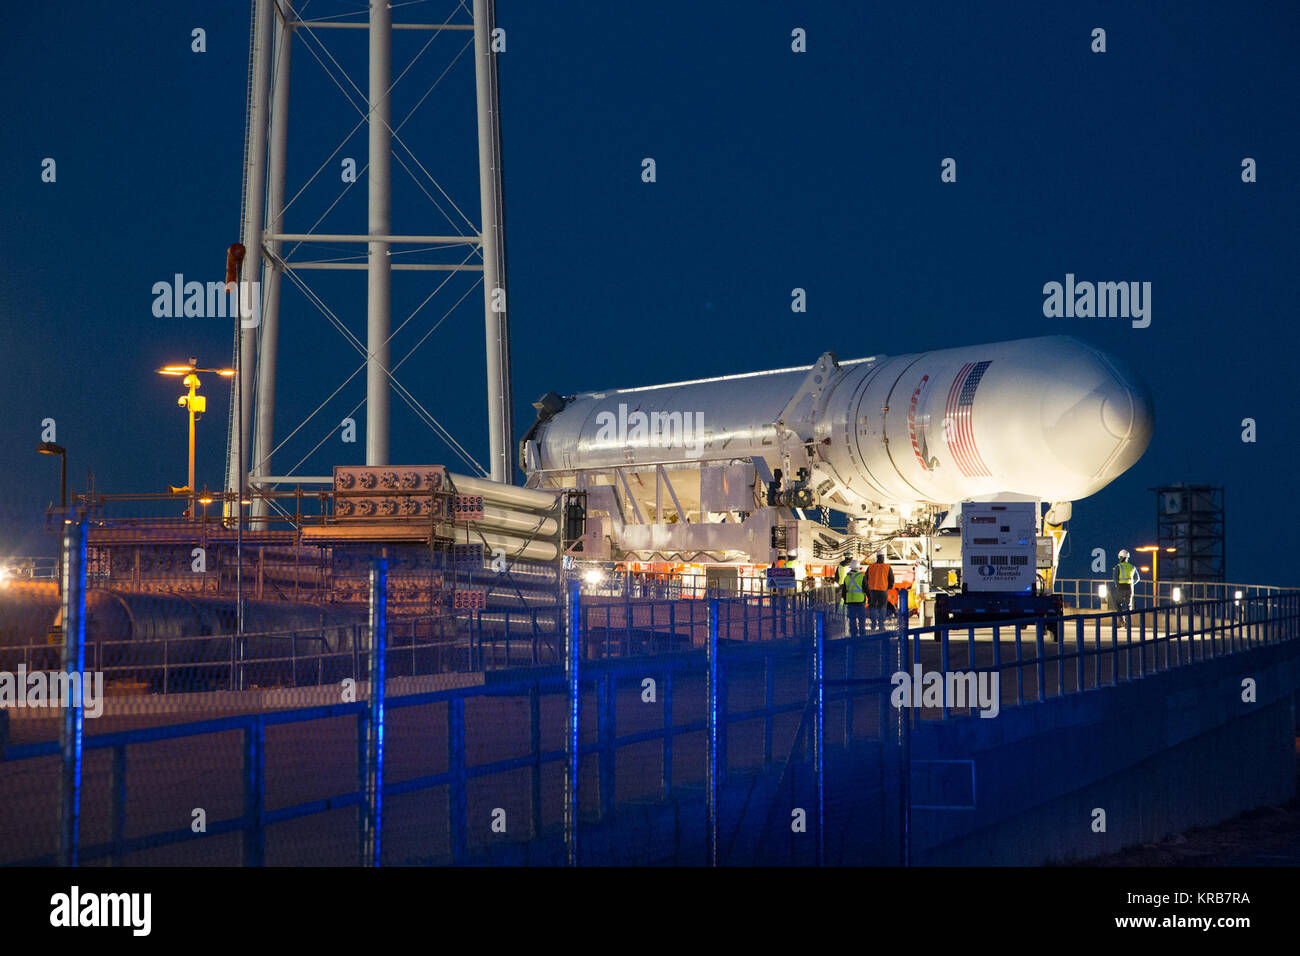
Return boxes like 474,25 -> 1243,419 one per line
226,0 -> 260,505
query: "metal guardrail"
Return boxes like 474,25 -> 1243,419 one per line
1,604 -> 890,867
579,588 -> 842,657
900,592 -> 1300,720
12,586 -> 1295,865
1054,577 -> 1283,611
0,557 -> 58,580
583,572 -> 843,601
0,606 -> 566,693
5,520 -> 1297,867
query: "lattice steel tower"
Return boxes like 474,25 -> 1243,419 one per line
1154,484 -> 1226,581
226,0 -> 513,522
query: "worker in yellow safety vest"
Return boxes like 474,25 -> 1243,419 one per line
835,556 -> 852,605
843,560 -> 867,637
1113,549 -> 1140,613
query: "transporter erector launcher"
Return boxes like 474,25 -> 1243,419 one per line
521,335 -> 1153,581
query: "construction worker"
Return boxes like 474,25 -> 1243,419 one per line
844,559 -> 867,637
1113,549 -> 1140,613
866,552 -> 895,630
827,554 -> 850,634
787,551 -> 805,587
835,555 -> 852,601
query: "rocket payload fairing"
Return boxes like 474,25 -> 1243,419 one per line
521,336 -> 1152,522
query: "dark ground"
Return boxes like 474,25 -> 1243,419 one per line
1081,739 -> 1300,866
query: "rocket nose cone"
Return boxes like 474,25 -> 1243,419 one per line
1101,370 -> 1153,443
1091,361 -> 1154,488
1042,343 -> 1153,496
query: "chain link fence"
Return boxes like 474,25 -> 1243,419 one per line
0,520 -> 902,865
4,522 -> 1298,865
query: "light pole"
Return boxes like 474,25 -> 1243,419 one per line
158,359 -> 235,520
36,442 -> 68,594
36,442 -> 67,510
1136,545 -> 1176,606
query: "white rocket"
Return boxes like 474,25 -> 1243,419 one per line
521,335 -> 1153,522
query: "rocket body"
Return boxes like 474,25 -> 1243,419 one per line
522,335 -> 1153,513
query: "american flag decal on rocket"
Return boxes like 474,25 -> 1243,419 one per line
944,360 -> 993,477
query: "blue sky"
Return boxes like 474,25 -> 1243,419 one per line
1,1 -> 1296,584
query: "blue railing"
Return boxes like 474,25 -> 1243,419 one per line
897,592 -> 1300,720
4,520 -> 1297,866
1,622 -> 893,867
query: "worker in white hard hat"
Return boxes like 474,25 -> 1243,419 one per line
844,559 -> 867,637
1113,549 -> 1139,614
835,554 -> 853,612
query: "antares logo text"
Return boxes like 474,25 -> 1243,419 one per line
0,667 -> 104,718
50,886 -> 151,936
890,666 -> 999,718
593,403 -> 707,456
152,274 -> 260,328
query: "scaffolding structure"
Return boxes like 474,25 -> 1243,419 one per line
1154,484 -> 1225,582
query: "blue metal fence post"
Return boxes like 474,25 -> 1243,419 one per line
529,683 -> 543,839
707,598 -> 720,866
1035,619 -> 1047,703
763,653 -> 774,768
1075,615 -> 1085,692
598,669 -> 615,819
448,697 -> 468,863
58,518 -> 87,868
1138,605 -> 1147,677
565,579 -> 581,866
623,576 -> 632,656
843,642 -> 855,746
814,610 -> 825,866
109,744 -> 127,866
362,556 -> 387,866
243,717 -> 266,866
662,669 -> 674,798
896,589 -> 910,867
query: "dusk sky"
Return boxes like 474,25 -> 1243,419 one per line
1,1 -> 1297,585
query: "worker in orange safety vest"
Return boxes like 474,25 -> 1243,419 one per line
866,553 -> 894,630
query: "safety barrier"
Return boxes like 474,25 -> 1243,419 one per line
1054,576 -> 1283,611
900,592 -> 1300,720
2,521 -> 1297,866
0,607 -> 564,694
